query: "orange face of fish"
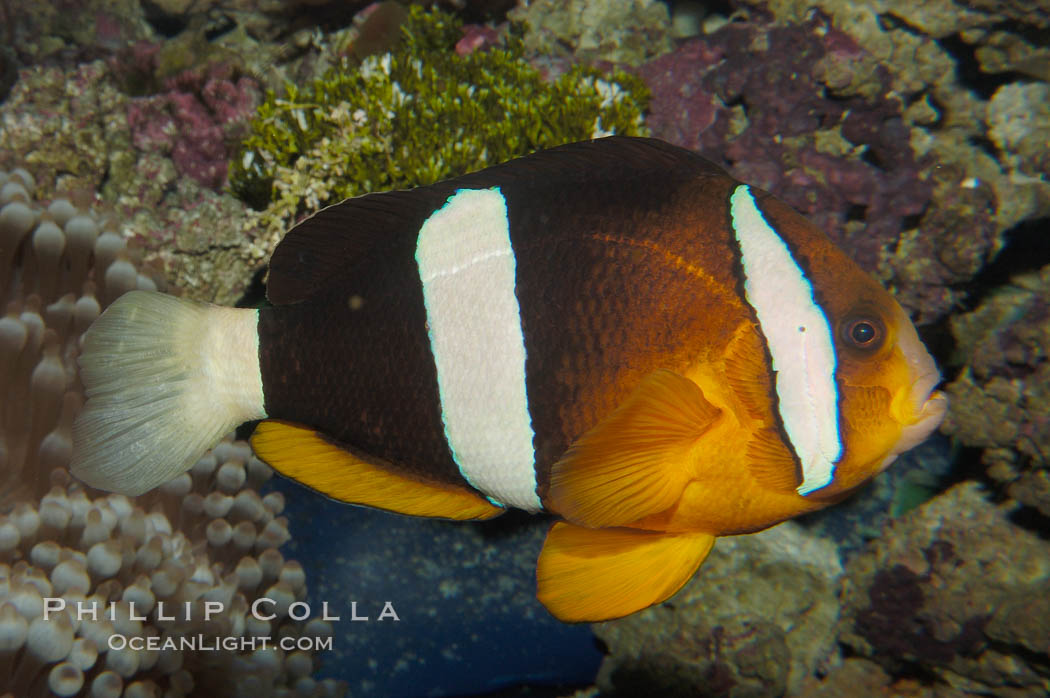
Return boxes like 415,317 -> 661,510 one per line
537,183 -> 946,623
752,192 -> 947,501
818,296 -> 947,497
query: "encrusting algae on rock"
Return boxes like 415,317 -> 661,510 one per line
837,482 -> 1050,695
0,168 -> 344,697
229,5 -> 650,253
941,263 -> 1050,517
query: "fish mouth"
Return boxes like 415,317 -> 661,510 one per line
879,305 -> 949,472
878,376 -> 947,474
898,376 -> 948,451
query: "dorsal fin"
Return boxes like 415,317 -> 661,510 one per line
266,137 -> 730,305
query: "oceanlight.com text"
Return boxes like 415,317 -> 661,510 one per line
107,633 -> 333,653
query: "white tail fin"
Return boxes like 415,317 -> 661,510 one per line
71,291 -> 266,495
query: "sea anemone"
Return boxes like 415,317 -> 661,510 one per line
0,166 -> 344,697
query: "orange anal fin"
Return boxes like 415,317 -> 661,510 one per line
548,369 -> 721,528
536,521 -> 715,622
250,420 -> 504,521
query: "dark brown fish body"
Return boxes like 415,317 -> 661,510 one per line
258,140 -> 743,499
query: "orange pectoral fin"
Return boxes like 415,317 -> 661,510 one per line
724,327 -> 776,422
536,521 -> 715,622
251,420 -> 504,521
548,369 -> 721,528
746,427 -> 802,492
724,323 -> 802,494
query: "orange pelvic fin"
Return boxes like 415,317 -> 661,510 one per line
536,521 -> 715,622
251,420 -> 504,520
548,369 -> 721,528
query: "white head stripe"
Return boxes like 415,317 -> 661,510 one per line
415,187 -> 542,511
729,185 -> 841,495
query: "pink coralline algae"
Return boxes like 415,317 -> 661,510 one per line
123,51 -> 259,191
637,14 -> 933,279
456,24 -> 504,55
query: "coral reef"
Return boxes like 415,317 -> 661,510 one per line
0,0 -> 377,77
0,61 -> 133,199
0,60 -> 262,306
1,0 -> 153,61
941,264 -> 1050,516
975,28 -> 1050,81
799,657 -> 961,697
0,167 -> 343,697
749,0 -> 1050,320
229,4 -> 650,255
0,4 -> 649,305
592,523 -> 842,697
124,58 -> 260,191
634,0 -> 1050,323
635,11 -> 970,321
986,82 -> 1050,184
837,482 -> 1050,695
2,1 -> 1048,696
507,0 -> 675,66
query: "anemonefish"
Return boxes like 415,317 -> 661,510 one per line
71,137 -> 947,622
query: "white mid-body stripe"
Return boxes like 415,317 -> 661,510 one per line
415,187 -> 542,511
729,185 -> 841,495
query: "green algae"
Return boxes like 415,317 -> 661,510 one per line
229,5 -> 649,233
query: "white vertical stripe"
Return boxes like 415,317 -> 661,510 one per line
730,185 -> 841,495
415,187 -> 542,511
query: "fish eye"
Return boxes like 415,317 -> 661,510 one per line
842,317 -> 883,350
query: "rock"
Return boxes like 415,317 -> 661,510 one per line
799,657 -> 969,697
594,522 -> 842,697
941,264 -> 1050,516
975,30 -> 1050,81
0,60 -> 264,305
635,14 -> 948,318
508,0 -> 675,66
987,82 -> 1050,181
748,0 -> 1050,321
839,482 -> 1050,694
3,0 -> 154,59
965,0 -> 1050,29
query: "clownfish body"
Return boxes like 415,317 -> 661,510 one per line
71,137 -> 947,622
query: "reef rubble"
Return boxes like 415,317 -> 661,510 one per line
838,482 -> 1050,695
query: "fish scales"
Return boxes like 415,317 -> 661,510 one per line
259,151 -> 746,505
